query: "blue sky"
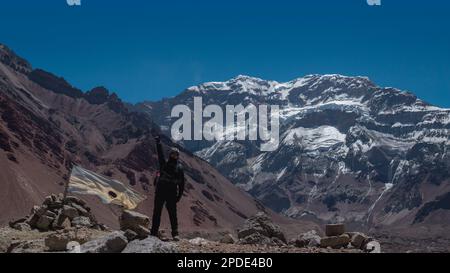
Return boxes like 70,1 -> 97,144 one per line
1,0 -> 449,107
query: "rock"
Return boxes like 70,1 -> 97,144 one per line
349,232 -> 369,249
7,239 -> 46,253
45,228 -> 91,252
30,206 -> 40,215
72,216 -> 92,228
94,223 -> 109,231
26,206 -> 44,226
239,233 -> 266,245
47,201 -> 63,211
36,215 -> 54,231
60,218 -> 72,230
43,196 -> 53,206
325,224 -> 345,237
238,232 -> 285,246
219,233 -> 236,244
124,229 -> 138,241
237,212 -> 286,245
27,206 -> 49,228
71,203 -> 89,216
134,225 -> 151,239
157,230 -> 171,241
119,210 -> 150,229
289,230 -> 321,248
364,240 -> 381,253
52,213 -> 71,230
66,241 -> 81,253
32,206 -> 48,217
44,210 -> 57,218
51,194 -> 58,202
62,205 -> 79,219
9,217 -> 28,229
119,210 -> 150,239
13,222 -> 32,232
27,213 -> 40,228
320,234 -> 351,249
80,232 -> 128,253
65,196 -> 87,207
122,236 -> 177,253
189,237 -> 211,246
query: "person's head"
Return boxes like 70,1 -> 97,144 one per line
169,148 -> 180,161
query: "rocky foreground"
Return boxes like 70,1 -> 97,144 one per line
1,195 -> 380,254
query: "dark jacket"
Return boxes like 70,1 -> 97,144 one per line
156,142 -> 185,200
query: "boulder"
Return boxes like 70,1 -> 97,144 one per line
52,213 -> 71,230
45,228 -> 91,252
71,203 -> 89,216
122,236 -> 177,253
289,230 -> 321,248
13,222 -> 32,232
80,231 -> 128,253
45,235 -> 69,251
47,201 -> 63,211
65,196 -> 87,207
36,215 -> 54,231
237,212 -> 286,245
62,205 -> 79,219
124,229 -> 138,241
133,225 -> 151,239
349,232 -> 370,249
219,233 -> 236,244
7,239 -> 46,253
27,206 -> 48,228
30,206 -> 41,215
320,234 -> 351,249
364,240 -> 381,253
119,210 -> 150,239
66,241 -> 81,253
43,196 -> 53,206
120,210 -> 150,229
27,213 -> 40,228
44,210 -> 57,218
72,216 -> 92,228
325,224 -> 345,237
60,218 -> 72,230
9,217 -> 28,229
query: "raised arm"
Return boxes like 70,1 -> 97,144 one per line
155,136 -> 165,168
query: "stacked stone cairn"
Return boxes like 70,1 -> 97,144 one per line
8,194 -> 107,232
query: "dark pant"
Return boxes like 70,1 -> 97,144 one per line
151,185 -> 178,237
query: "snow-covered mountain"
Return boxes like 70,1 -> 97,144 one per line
135,74 -> 450,231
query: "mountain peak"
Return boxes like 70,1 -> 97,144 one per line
231,74 -> 268,82
0,43 -> 32,74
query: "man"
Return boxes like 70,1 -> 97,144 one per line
151,135 -> 185,241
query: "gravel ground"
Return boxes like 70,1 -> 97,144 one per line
176,239 -> 363,253
0,227 -> 108,253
